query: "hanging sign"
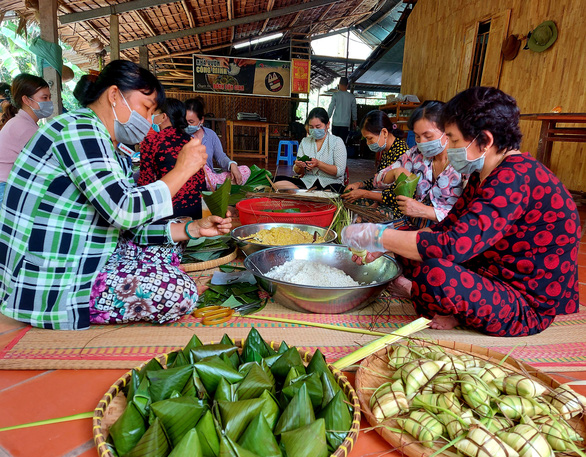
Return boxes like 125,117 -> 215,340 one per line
192,55 -> 291,97
291,59 -> 311,94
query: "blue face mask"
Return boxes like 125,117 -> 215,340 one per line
447,136 -> 485,174
151,114 -> 163,133
417,133 -> 447,158
310,128 -> 326,140
368,132 -> 387,153
28,97 -> 54,119
185,124 -> 200,135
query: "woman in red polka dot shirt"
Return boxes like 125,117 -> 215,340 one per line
342,86 -> 580,337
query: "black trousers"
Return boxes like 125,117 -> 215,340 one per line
332,125 -> 350,143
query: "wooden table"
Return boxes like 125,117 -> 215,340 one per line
521,113 -> 586,168
226,120 -> 270,167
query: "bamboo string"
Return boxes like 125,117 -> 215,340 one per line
0,412 -> 94,432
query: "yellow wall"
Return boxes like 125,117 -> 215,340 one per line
401,0 -> 586,191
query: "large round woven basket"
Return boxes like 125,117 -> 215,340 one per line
93,339 -> 361,457
180,247 -> 238,272
355,339 -> 586,457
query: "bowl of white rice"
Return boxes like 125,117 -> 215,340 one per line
243,245 -> 401,314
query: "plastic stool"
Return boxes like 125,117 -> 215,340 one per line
276,140 -> 299,166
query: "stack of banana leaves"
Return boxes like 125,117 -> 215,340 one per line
368,341 -> 586,457
182,236 -> 235,263
106,328 -> 353,457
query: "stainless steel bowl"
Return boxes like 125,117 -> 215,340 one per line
244,245 -> 402,314
231,223 -> 337,256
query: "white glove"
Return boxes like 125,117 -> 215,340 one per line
341,223 -> 388,253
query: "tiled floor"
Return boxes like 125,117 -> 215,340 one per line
0,156 -> 585,456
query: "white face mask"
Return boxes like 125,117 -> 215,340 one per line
417,133 -> 447,158
28,96 -> 54,119
447,135 -> 485,174
112,92 -> 152,144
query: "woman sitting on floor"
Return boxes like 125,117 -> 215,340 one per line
342,86 -> 580,337
342,110 -> 409,210
0,60 -> 231,330
372,101 -> 465,228
273,107 -> 347,193
138,98 -> 207,219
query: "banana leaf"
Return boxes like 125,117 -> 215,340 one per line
181,370 -> 209,401
191,344 -> 238,362
109,401 -> 147,456
127,369 -> 141,401
282,366 -> 304,388
319,370 -> 344,410
236,363 -> 275,400
170,351 -> 190,369
280,418 -> 328,457
298,155 -> 311,162
217,398 -> 267,442
215,377 -> 239,402
394,172 -> 419,198
168,428 -> 203,457
182,335 -> 204,363
196,410 -> 220,457
133,376 -> 153,418
280,372 -> 323,410
239,360 -> 275,387
219,434 -> 261,457
241,328 -> 276,364
194,356 -> 244,395
259,390 -> 280,431
202,178 -> 231,217
139,358 -> 164,381
184,236 -> 235,262
238,413 -> 282,457
124,417 -> 170,457
147,365 -> 194,403
270,347 -> 306,382
222,351 -> 240,372
166,351 -> 179,368
274,384 -> 315,435
151,396 -> 207,447
317,391 -> 352,452
277,341 -> 289,355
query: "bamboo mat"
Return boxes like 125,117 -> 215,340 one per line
1,293 -> 585,371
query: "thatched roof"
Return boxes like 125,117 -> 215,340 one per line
0,0 -> 408,90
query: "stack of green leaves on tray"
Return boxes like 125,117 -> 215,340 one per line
182,235 -> 235,263
196,266 -> 266,313
229,165 -> 274,206
369,340 -> 586,457
393,172 -> 419,198
107,328 -> 353,457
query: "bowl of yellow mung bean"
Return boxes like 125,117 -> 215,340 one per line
231,222 -> 337,256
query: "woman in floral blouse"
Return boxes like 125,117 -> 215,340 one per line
0,60 -> 231,330
342,110 -> 409,210
139,98 -> 206,219
376,101 -> 465,228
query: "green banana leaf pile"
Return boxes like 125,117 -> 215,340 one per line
107,328 -> 352,457
182,236 -> 235,263
393,172 -> 420,198
229,165 -> 274,206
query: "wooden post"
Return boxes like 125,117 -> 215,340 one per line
110,14 -> 120,61
139,46 -> 149,69
38,0 -> 63,116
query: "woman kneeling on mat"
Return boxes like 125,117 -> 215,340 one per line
342,86 -> 580,337
0,60 -> 231,330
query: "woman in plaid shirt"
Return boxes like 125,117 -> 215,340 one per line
0,60 -> 231,330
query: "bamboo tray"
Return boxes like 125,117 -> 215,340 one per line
93,339 -> 361,457
180,247 -> 238,272
355,339 -> 586,457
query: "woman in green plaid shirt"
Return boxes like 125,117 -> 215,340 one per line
0,61 -> 231,330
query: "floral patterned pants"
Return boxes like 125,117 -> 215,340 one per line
89,239 -> 198,325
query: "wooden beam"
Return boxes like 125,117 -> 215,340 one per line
39,0 -> 63,116
109,0 -> 339,51
110,14 -> 120,60
136,11 -> 171,55
226,0 -> 234,21
260,0 -> 276,34
60,0 -> 180,25
180,0 -> 201,50
139,45 -> 149,69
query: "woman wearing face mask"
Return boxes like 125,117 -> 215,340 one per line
184,97 -> 250,189
0,60 -> 232,330
342,87 -> 580,337
273,107 -> 347,193
0,74 -> 51,203
375,100 -> 465,227
138,98 -> 206,219
342,110 -> 409,208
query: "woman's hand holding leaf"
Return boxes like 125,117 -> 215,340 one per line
176,136 -> 208,177
340,189 -> 365,203
187,212 -> 233,238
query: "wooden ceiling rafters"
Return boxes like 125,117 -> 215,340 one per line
0,0 -> 393,89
